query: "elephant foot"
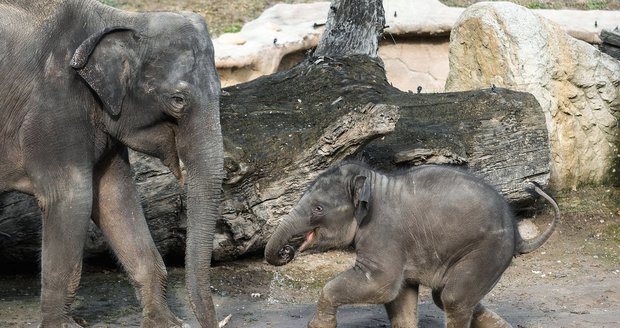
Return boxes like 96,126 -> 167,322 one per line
38,317 -> 83,328
141,307 -> 184,328
391,319 -> 417,328
308,291 -> 338,328
141,317 -> 184,328
472,304 -> 512,328
308,313 -> 337,328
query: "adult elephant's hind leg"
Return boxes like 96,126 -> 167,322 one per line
93,148 -> 181,328
38,176 -> 93,327
385,283 -> 419,328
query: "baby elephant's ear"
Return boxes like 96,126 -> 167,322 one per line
353,175 -> 371,226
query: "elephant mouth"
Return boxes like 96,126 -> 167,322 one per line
163,155 -> 185,183
298,228 -> 318,253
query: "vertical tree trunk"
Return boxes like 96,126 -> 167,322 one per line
314,0 -> 385,58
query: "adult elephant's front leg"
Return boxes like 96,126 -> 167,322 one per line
38,172 -> 93,328
309,264 -> 403,328
92,147 -> 182,328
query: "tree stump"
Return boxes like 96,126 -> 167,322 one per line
0,0 -> 550,268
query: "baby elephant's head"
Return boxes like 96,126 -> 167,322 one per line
264,163 -> 371,266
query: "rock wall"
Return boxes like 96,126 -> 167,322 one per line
379,37 -> 450,92
445,2 -> 620,189
215,2 -> 326,87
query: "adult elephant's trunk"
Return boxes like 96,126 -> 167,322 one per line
265,211 -> 311,266
177,99 -> 223,328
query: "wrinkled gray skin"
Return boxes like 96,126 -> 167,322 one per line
265,162 -> 559,328
0,1 -> 223,327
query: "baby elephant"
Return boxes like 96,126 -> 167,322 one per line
265,162 -> 559,328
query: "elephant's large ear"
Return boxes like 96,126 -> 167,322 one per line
71,27 -> 137,116
352,175 -> 371,226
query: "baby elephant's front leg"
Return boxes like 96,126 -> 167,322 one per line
308,266 -> 402,328
308,291 -> 338,328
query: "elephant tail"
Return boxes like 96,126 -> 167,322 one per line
515,182 -> 560,255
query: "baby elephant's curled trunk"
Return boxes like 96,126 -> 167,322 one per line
277,245 -> 296,265
265,243 -> 296,266
265,215 -> 309,266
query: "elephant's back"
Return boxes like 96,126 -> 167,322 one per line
407,165 -> 504,202
397,166 -> 516,285
401,165 -> 515,250
408,165 -> 510,219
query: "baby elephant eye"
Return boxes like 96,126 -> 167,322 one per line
314,205 -> 324,213
171,96 -> 186,108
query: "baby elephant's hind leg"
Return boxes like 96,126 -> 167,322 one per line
385,284 -> 419,328
438,260 -> 511,327
472,304 -> 512,328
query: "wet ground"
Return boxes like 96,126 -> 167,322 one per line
1,189 -> 619,327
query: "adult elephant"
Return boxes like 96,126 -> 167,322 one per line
0,1 -> 223,327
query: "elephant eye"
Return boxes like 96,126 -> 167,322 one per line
171,96 -> 186,109
167,93 -> 188,115
313,205 -> 324,214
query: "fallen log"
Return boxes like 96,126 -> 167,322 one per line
0,0 -> 550,268
600,29 -> 620,61
0,55 -> 549,267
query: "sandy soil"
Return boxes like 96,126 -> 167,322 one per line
0,187 -> 618,327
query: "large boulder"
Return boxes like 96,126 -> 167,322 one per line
445,2 -> 620,189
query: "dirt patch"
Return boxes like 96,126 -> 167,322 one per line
1,187 -> 618,327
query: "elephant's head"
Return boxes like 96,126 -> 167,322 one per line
71,12 -> 222,327
265,164 -> 371,266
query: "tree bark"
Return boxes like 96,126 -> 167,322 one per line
314,0 -> 385,58
600,29 -> 620,61
0,0 -> 550,268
